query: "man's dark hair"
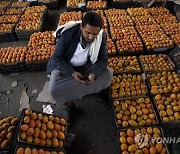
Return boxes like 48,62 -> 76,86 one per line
82,12 -> 102,29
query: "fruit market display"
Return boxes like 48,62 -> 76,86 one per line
94,10 -> 108,28
10,1 -> 29,7
19,109 -> 66,148
171,34 -> 180,46
106,38 -> 116,55
0,15 -> 21,23
0,47 -> 27,64
110,26 -> 143,53
25,5 -> 47,13
159,23 -> 180,46
4,7 -> 24,15
127,7 -> 149,17
26,46 -> 55,63
104,9 -> 134,28
58,11 -> 82,26
86,0 -> 107,9
114,97 -> 157,128
148,7 -> 170,16
16,12 -> 43,30
26,47 -> 54,62
0,1 -> 11,7
146,71 -> 180,95
26,31 -> 55,62
155,14 -> 178,24
140,54 -> 174,72
0,5 -> 180,154
111,74 -> 147,98
160,23 -> 180,36
131,14 -> 157,26
108,56 -> 141,73
67,0 -> 85,7
0,23 -> 15,32
154,93 -> 180,122
0,117 -> 18,148
136,24 -> 173,50
110,26 -> 136,40
28,31 -> 56,48
16,147 -> 64,154
119,127 -> 168,153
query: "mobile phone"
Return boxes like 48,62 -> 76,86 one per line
84,78 -> 91,83
82,77 -> 90,83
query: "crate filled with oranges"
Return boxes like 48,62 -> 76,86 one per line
17,109 -> 67,150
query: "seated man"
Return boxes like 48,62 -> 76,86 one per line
47,12 -> 113,124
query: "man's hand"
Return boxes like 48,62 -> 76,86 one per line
72,71 -> 84,83
85,74 -> 95,85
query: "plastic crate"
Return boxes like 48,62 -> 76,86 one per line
0,14 -> 22,24
139,54 -> 175,73
17,108 -> 67,150
3,7 -> 25,15
26,61 -> 48,72
0,116 -> 19,153
0,30 -> 18,42
15,19 -> 44,41
0,1 -> 11,8
2,62 -> 26,74
118,126 -> 170,154
113,96 -> 159,130
10,2 -> 30,7
0,65 -> 6,74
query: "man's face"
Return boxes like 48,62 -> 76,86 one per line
81,24 -> 101,43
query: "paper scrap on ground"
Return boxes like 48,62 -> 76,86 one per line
6,91 -> 11,95
19,85 -> 30,111
32,89 -> 38,94
0,90 -> 14,95
43,104 -> 53,114
11,81 -> 18,87
36,81 -> 56,104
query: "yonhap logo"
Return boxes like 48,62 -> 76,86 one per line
135,132 -> 180,148
135,133 -> 149,148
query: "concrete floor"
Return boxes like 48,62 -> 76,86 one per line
0,1 -> 118,154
